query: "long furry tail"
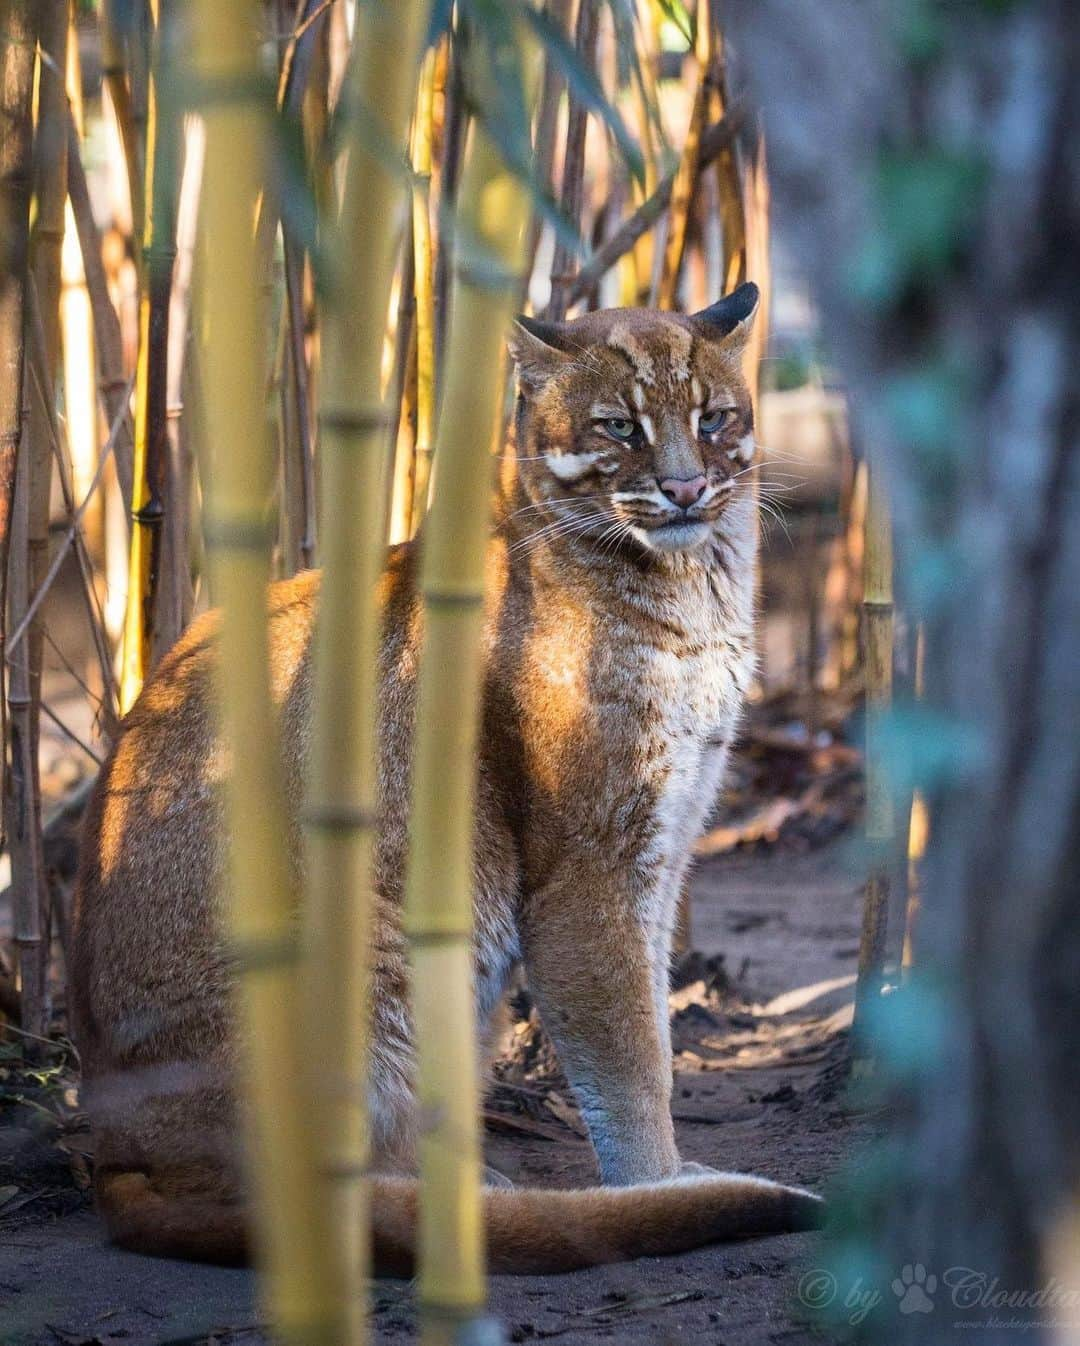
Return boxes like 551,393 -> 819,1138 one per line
98,1167 -> 823,1274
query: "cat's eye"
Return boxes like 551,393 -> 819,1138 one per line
603,417 -> 638,441
699,408 -> 733,434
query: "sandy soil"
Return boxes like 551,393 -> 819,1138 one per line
0,839 -> 871,1346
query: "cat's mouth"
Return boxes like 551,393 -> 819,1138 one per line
631,515 -> 714,553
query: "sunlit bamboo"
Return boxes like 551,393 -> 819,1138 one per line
193,0 -> 337,1338
405,39 -> 536,1345
301,0 -> 427,1338
854,457 -> 895,1051
408,43 -> 438,535
120,0 -> 177,711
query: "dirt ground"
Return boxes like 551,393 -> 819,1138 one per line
0,836 -> 872,1346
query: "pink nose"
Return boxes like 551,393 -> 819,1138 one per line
658,475 -> 707,509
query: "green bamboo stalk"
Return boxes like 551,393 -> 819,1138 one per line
120,0 -> 177,711
853,456 -> 895,1052
192,1 -> 338,1339
301,0 -> 427,1339
404,38 -> 536,1346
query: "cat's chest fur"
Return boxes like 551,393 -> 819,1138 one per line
517,554 -> 754,867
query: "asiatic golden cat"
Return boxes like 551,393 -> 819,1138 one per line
72,284 -> 821,1273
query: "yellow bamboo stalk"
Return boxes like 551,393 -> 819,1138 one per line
408,44 -> 437,535
853,457 -> 895,1048
120,0 -> 176,710
902,623 -> 928,976
61,10 -> 99,552
404,41 -> 536,1346
193,1 -> 337,1340
301,0 -> 427,1340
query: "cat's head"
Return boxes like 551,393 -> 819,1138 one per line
508,283 -> 759,557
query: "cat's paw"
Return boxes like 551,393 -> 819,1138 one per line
483,1165 -> 515,1190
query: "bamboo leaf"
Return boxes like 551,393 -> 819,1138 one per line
520,3 -> 645,183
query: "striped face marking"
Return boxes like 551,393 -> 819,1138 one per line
730,433 -> 755,464
545,450 -> 611,481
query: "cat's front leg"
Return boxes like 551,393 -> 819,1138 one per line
519,865 -> 680,1186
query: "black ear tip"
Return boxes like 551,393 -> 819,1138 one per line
514,314 -> 566,350
733,280 -> 760,312
693,281 -> 760,335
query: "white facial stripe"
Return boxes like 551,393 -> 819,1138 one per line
690,407 -> 700,438
546,450 -> 603,481
631,383 -> 646,411
735,432 -> 755,461
612,488 -> 669,509
607,324 -> 656,384
639,413 -> 656,445
691,376 -> 703,403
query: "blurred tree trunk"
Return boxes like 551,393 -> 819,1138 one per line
730,1 -> 1080,1337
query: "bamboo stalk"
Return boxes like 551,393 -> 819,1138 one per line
524,0 -> 570,291
656,0 -> 710,310
405,40 -> 536,1346
61,20 -> 101,554
193,1 -> 337,1339
628,2 -> 662,303
545,0 -> 599,321
902,623 -> 928,976
853,457 -> 895,1052
433,18 -> 466,377
408,45 -> 438,535
154,109 -> 203,660
6,380 -> 48,1041
564,111 -> 740,308
279,233 -> 315,572
387,214 -> 417,545
301,0 -> 427,1339
101,0 -> 143,266
120,0 -> 177,711
7,0 -> 70,1045
27,0 -> 68,751
0,0 -> 39,1030
66,116 -> 136,514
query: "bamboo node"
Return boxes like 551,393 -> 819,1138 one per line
320,406 -> 394,434
422,590 -> 485,610
300,803 -> 377,832
223,931 -> 300,974
202,516 -> 275,550
453,257 -> 522,292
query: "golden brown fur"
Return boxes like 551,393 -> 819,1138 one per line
71,288 -> 823,1274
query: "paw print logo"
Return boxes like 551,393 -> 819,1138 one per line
892,1263 -> 937,1314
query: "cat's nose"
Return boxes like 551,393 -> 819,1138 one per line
658,475 -> 707,509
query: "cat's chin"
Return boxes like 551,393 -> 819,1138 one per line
630,519 -> 713,554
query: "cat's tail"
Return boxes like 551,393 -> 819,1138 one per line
97,1167 -> 823,1274
372,1172 -> 823,1274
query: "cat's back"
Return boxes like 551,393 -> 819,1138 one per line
70,569 -> 324,1070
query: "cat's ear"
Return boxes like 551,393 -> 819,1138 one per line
508,315 -> 571,389
692,282 -> 760,351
